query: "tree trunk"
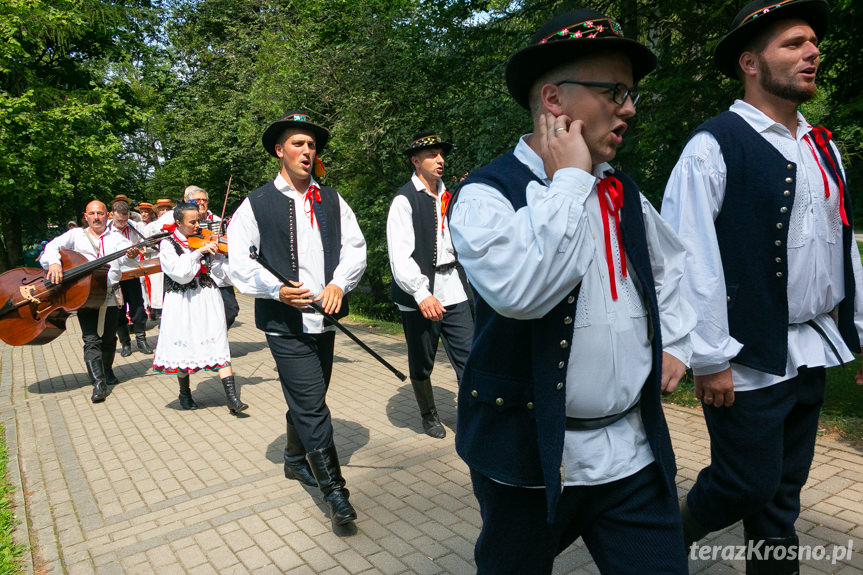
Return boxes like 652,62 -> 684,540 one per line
0,209 -> 24,271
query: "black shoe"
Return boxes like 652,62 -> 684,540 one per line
120,342 -> 132,357
135,333 -> 154,354
421,409 -> 446,439
221,376 -> 248,415
307,446 -> 357,529
178,375 -> 198,410
681,498 -> 710,552
86,359 -> 109,403
744,532 -> 800,575
284,422 -> 316,486
102,349 -> 119,386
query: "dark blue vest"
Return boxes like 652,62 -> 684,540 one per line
248,181 -> 347,335
694,112 -> 858,375
450,152 -> 676,522
389,180 -> 468,309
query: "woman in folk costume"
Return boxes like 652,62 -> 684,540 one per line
152,202 -> 248,415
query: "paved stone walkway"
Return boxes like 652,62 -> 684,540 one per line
1,294 -> 861,574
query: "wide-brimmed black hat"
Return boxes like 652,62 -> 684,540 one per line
261,110 -> 330,157
505,8 -> 657,110
714,0 -> 829,79
403,131 -> 454,157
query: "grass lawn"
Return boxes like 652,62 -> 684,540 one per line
0,424 -> 24,574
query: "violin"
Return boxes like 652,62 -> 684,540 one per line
188,228 -> 228,255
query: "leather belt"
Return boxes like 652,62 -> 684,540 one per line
435,262 -> 457,273
565,401 -> 640,431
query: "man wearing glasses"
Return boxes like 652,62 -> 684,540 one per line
661,1 -> 863,570
184,185 -> 240,328
448,8 -> 695,574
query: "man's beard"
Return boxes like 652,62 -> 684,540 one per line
758,57 -> 817,104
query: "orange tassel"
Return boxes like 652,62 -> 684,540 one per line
314,156 -> 326,179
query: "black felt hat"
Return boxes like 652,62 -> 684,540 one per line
505,8 -> 657,109
714,0 -> 829,79
403,131 -> 454,157
261,110 -> 330,157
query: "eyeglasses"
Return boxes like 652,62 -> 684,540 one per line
189,198 -> 208,205
553,80 -> 640,107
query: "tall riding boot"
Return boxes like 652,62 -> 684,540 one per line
178,374 -> 198,410
117,322 -> 132,357
133,322 -> 153,354
102,347 -> 119,386
744,532 -> 800,575
681,498 -> 710,553
410,377 -> 445,438
306,446 -> 357,529
284,422 -> 316,487
220,376 -> 248,415
85,358 -> 109,403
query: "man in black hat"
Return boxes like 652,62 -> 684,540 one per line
661,1 -> 863,571
228,110 -> 367,531
386,131 -> 473,439
448,8 -> 695,574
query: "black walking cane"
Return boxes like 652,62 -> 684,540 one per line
249,246 -> 407,381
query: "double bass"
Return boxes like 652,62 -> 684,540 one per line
0,231 -> 170,346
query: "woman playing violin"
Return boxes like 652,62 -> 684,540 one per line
152,202 -> 248,415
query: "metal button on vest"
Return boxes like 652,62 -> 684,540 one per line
776,272 -> 783,278
558,361 -> 565,369
780,207 -> 788,214
495,397 -> 504,406
526,402 -> 534,410
556,382 -> 564,390
471,390 -> 478,398
563,316 -> 573,325
776,223 -> 783,230
784,190 -> 791,197
567,295 -> 575,304
775,240 -> 782,246
727,295 -> 731,302
775,257 -> 782,263
560,340 -> 569,349
787,164 -> 793,170
785,177 -> 793,184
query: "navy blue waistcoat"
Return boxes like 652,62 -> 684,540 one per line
389,180 -> 468,309
248,181 -> 347,335
694,112 -> 858,375
450,151 -> 676,522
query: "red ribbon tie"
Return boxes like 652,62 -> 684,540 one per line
597,176 -> 627,300
304,184 -> 322,227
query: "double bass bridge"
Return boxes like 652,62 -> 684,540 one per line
20,285 -> 42,304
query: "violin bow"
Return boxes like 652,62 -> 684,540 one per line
217,175 -> 232,237
249,246 -> 407,381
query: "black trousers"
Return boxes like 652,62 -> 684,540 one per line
117,278 -> 148,337
266,331 -> 336,453
687,366 -> 825,538
219,285 -> 239,328
401,300 -> 473,381
78,306 -> 120,363
471,463 -> 687,574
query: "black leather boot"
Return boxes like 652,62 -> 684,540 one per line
307,446 -> 357,529
85,359 -> 109,403
411,378 -> 445,438
178,375 -> 198,410
681,498 -> 710,553
134,323 -> 153,354
118,322 -> 132,357
744,532 -> 800,575
102,347 -> 119,386
221,376 -> 248,415
284,422 -> 316,487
